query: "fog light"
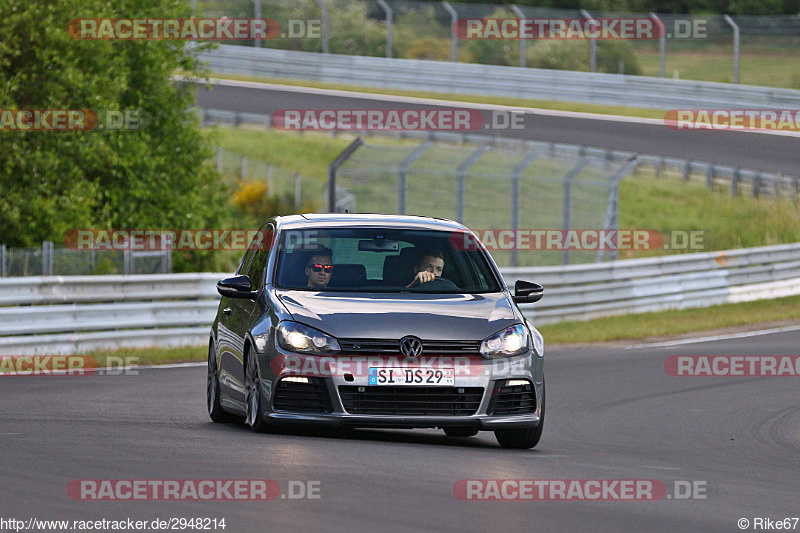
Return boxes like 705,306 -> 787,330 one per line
507,379 -> 529,387
282,376 -> 309,384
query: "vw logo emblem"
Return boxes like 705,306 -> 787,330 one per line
399,336 -> 423,357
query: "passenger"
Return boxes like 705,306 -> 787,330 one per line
305,247 -> 333,289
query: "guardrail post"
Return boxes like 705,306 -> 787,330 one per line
682,160 -> 691,182
511,151 -> 540,266
377,0 -> 393,58
510,5 -> 526,67
443,2 -> 458,62
773,174 -> 781,199
731,168 -> 740,196
753,173 -> 761,199
398,142 -> 431,215
561,159 -> 591,265
649,13 -> 666,77
655,157 -> 663,178
327,137 -> 364,212
294,173 -> 301,209
723,15 -> 740,83
314,0 -> 329,54
216,147 -> 222,173
455,145 -> 490,223
0,244 -> 5,277
253,0 -> 261,48
706,164 -> 714,189
580,10 -> 597,73
42,241 -> 53,276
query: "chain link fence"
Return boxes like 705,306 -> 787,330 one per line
195,0 -> 800,88
329,138 -> 638,267
0,242 -> 171,277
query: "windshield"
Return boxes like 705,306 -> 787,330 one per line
274,227 -> 502,293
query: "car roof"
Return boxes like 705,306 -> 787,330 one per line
275,213 -> 468,232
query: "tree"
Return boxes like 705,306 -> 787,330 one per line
0,0 -> 227,268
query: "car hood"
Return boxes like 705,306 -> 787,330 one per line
275,290 -> 519,340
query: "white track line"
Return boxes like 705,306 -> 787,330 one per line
627,324 -> 800,349
185,76 -> 800,138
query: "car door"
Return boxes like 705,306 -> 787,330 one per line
221,224 -> 272,403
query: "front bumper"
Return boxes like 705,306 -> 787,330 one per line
258,348 -> 544,430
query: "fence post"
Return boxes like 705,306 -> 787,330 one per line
510,151 -> 540,266
455,145 -> 490,223
442,2 -> 458,62
42,241 -> 53,276
723,15 -> 740,83
1,244 -> 5,277
649,13 -> 666,77
561,159 -> 591,265
377,0 -> 393,58
600,156 -> 639,262
314,0 -> 329,54
90,247 -> 95,275
253,0 -> 261,48
510,5 -> 526,68
397,142 -> 431,215
580,10 -> 597,73
327,137 -> 364,212
294,173 -> 301,209
216,147 -> 222,173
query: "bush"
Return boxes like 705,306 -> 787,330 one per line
526,40 -> 641,74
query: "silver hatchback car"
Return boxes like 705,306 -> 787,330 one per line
208,214 -> 545,448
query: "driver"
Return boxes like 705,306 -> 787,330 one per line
305,247 -> 333,289
406,249 -> 444,287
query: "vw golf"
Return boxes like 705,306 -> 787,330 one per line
207,214 -> 545,448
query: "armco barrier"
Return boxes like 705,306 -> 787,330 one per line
196,45 -> 800,111
1,242 -> 800,354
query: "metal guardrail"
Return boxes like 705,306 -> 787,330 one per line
197,45 -> 800,111
2,242 -> 800,353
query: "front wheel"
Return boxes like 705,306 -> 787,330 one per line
244,349 -> 269,433
495,380 -> 545,449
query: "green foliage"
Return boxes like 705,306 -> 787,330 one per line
0,0 -> 228,272
525,39 -> 641,74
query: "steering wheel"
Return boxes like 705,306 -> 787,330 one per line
407,277 -> 459,291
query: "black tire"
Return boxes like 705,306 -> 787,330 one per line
207,342 -> 233,423
444,427 -> 479,438
494,379 -> 545,449
244,347 -> 269,433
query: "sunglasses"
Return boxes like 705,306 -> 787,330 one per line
309,264 -> 333,273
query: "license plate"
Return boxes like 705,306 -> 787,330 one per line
368,367 -> 455,386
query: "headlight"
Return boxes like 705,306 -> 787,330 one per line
480,324 -> 529,358
275,321 -> 340,354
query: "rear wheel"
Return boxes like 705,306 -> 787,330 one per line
244,348 -> 269,433
443,427 -> 479,438
495,379 -> 545,449
207,342 -> 232,422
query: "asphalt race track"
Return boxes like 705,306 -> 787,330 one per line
192,81 -> 800,175
2,328 -> 798,532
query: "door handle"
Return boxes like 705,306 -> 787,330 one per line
223,307 -> 232,316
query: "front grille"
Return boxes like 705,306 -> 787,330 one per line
338,339 -> 481,355
273,377 -> 332,413
488,382 -> 537,416
339,386 -> 483,416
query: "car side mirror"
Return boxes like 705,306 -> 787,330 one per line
217,275 -> 258,300
513,280 -> 543,304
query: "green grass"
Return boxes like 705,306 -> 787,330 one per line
636,49 -> 800,89
86,345 -> 207,366
539,293 -> 800,344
